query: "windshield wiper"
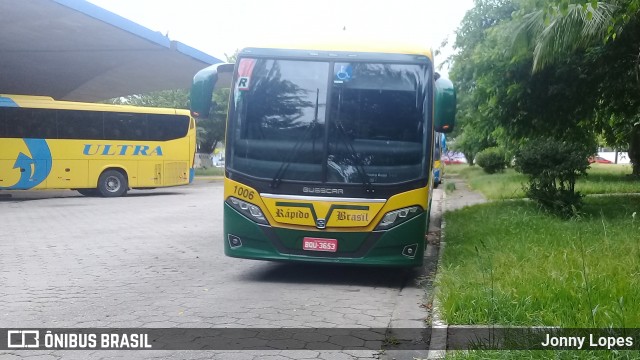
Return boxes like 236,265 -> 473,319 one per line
333,121 -> 375,194
270,89 -> 320,189
333,88 -> 375,194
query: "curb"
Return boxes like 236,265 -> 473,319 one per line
383,241 -> 436,360
427,190 -> 448,360
382,190 -> 446,360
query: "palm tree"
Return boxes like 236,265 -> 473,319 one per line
512,2 -> 617,73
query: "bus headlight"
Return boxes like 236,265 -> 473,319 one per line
226,197 -> 269,225
375,206 -> 422,230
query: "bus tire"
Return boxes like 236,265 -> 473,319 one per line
77,188 -> 99,197
97,170 -> 128,197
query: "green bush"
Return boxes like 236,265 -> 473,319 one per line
475,147 -> 508,174
514,140 -> 592,218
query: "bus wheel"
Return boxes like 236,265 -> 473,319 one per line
77,189 -> 99,197
97,170 -> 128,197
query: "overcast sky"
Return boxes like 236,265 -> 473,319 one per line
88,0 -> 474,73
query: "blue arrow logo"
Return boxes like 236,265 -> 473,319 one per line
0,138 -> 52,190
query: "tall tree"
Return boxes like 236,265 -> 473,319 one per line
449,0 -> 602,170
511,0 -> 640,175
511,1 -> 617,72
448,0 -> 518,164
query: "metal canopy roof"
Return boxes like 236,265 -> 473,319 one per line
0,0 -> 222,102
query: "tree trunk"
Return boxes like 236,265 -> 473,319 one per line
463,152 -> 475,166
211,140 -> 219,154
199,138 -> 217,154
629,124 -> 640,177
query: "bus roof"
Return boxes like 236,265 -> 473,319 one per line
245,34 -> 433,59
0,94 -> 191,116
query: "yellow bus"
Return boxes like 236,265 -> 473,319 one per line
190,40 -> 455,267
0,94 -> 196,197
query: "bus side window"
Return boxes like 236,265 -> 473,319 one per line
58,110 -> 104,140
5,107 -> 52,138
3,108 -> 57,139
0,108 -> 6,137
147,114 -> 163,141
104,112 -> 147,141
5,107 -> 25,138
31,109 -> 57,139
148,114 -> 189,141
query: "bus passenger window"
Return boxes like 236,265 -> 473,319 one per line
5,108 -> 56,139
148,114 -> 189,141
57,110 -> 103,140
104,112 -> 147,140
0,110 -> 6,138
31,109 -> 57,139
4,108 -> 22,138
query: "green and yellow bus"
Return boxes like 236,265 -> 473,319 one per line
191,40 -> 455,266
0,94 -> 196,197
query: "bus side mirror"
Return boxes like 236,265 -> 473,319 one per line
434,77 -> 456,133
190,63 -> 234,118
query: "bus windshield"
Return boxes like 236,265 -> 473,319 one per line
228,58 -> 429,185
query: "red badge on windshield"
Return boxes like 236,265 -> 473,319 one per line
237,58 -> 256,91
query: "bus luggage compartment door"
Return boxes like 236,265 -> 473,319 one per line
48,160 -> 89,189
164,161 -> 188,186
137,162 -> 162,187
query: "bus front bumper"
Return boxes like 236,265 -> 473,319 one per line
223,203 -> 427,267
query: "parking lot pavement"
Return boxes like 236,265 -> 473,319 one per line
0,179 -> 434,359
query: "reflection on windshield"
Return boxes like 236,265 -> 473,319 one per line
238,59 -> 323,139
328,63 -> 426,184
231,59 -> 328,182
228,58 -> 429,185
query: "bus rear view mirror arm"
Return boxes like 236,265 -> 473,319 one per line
190,62 -> 234,118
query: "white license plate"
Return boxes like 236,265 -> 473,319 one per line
302,237 -> 338,252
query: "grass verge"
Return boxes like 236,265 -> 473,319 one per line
195,167 -> 224,176
438,195 -> 640,327
445,164 -> 640,200
437,195 -> 640,358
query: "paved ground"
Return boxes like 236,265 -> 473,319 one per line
0,179 -> 445,360
442,176 -> 486,211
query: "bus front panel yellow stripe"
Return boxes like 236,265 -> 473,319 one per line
224,177 -> 430,232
